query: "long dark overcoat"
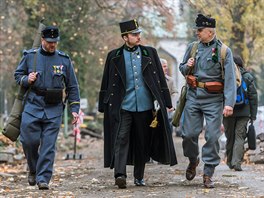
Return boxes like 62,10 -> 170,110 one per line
98,45 -> 177,168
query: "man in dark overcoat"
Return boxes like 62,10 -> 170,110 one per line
98,19 -> 177,189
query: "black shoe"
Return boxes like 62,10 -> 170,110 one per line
234,165 -> 242,171
37,182 -> 49,190
28,172 -> 36,186
115,176 -> 126,189
227,162 -> 234,170
146,158 -> 154,164
134,178 -> 146,186
186,158 -> 200,181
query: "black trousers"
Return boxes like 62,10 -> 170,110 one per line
114,109 -> 152,180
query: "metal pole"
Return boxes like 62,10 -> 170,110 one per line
73,126 -> 77,159
63,103 -> 68,138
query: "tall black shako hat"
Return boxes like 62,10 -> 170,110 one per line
41,26 -> 60,42
194,14 -> 216,29
119,19 -> 142,35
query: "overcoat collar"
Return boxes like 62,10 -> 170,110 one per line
111,45 -> 151,87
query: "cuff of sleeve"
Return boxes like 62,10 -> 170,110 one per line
69,102 -> 80,113
224,103 -> 234,108
22,76 -> 30,87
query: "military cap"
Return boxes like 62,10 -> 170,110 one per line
41,26 -> 60,42
119,19 -> 142,35
194,14 -> 216,29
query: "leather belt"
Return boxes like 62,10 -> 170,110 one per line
32,88 -> 46,96
197,82 -> 205,88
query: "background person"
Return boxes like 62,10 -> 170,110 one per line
223,55 -> 258,171
160,58 -> 178,134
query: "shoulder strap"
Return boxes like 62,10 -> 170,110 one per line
220,43 -> 227,80
17,52 -> 38,106
220,44 -> 242,86
186,41 -> 199,77
190,41 -> 199,58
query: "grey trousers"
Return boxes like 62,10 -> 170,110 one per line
182,99 -> 223,176
223,116 -> 249,168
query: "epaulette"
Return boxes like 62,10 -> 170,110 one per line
216,39 -> 223,47
23,48 -> 38,55
58,50 -> 69,58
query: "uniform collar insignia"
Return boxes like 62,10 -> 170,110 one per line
124,44 -> 138,52
202,38 -> 216,47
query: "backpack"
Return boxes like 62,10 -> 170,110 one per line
235,71 -> 249,105
190,41 -> 242,87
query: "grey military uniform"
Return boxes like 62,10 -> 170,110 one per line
179,38 -> 236,176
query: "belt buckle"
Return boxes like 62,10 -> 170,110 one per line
198,82 -> 205,88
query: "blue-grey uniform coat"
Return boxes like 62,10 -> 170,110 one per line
98,45 -> 177,168
15,48 -> 80,116
14,47 -> 80,184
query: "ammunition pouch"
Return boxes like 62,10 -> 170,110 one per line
44,88 -> 63,104
204,82 -> 224,93
186,75 -> 197,88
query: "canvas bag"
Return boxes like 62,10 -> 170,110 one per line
247,120 -> 256,150
172,42 -> 198,127
1,87 -> 28,141
172,84 -> 187,127
1,53 -> 37,141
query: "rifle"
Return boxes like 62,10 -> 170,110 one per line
1,20 -> 46,141
32,19 -> 46,48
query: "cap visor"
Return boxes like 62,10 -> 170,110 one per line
193,26 -> 207,31
44,37 -> 60,42
131,28 -> 142,34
